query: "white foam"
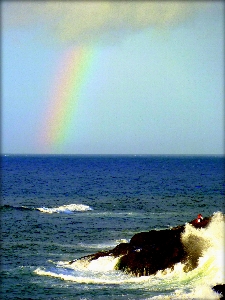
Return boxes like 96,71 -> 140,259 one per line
34,268 -> 115,284
34,211 -> 225,298
34,265 -> 134,285
88,256 -> 120,272
150,286 -> 221,300
181,211 -> 225,284
61,255 -> 121,272
37,204 -> 93,214
149,211 -> 225,299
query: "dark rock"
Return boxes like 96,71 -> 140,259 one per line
212,284 -> 225,299
71,216 -> 211,276
119,226 -> 186,276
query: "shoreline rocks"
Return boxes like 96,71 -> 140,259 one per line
70,215 -> 224,297
71,216 -> 211,276
212,285 -> 225,299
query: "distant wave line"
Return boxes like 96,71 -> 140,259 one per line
0,203 -> 93,213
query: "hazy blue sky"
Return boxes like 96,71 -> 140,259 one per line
2,1 -> 224,155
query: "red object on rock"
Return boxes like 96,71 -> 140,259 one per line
190,214 -> 210,228
197,214 -> 203,222
71,215 -> 211,276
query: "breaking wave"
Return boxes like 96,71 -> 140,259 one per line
37,203 -> 93,213
34,211 -> 224,299
1,203 -> 93,214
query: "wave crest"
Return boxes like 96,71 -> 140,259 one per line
181,211 -> 224,281
33,211 -> 224,299
37,204 -> 93,214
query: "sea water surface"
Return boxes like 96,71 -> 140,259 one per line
1,155 -> 224,299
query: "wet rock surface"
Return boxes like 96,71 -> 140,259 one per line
212,284 -> 225,299
71,216 -> 211,277
69,215 -> 223,297
116,225 -> 186,276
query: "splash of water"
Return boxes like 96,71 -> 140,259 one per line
34,211 -> 224,299
37,203 -> 93,214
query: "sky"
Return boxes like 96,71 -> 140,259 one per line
2,1 -> 224,155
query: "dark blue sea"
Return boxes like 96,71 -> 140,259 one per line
1,155 -> 225,299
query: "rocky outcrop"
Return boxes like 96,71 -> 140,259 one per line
70,216 -> 211,277
70,215 -> 224,297
212,284 -> 225,299
115,225 -> 186,276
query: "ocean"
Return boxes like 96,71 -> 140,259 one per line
1,155 -> 224,299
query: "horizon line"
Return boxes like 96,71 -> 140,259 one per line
1,153 -> 224,157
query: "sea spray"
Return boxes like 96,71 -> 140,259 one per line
181,211 -> 224,283
34,212 -> 224,299
37,203 -> 93,214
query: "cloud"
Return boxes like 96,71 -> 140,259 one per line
2,1 -> 214,45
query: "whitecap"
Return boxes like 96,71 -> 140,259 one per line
37,203 -> 93,214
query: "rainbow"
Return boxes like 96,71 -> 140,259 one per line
40,46 -> 98,152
